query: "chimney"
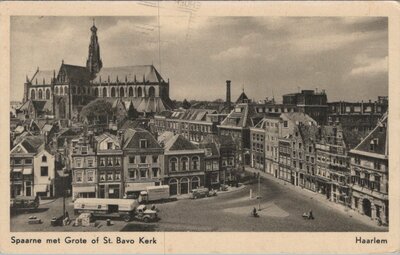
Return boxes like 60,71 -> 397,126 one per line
226,80 -> 231,111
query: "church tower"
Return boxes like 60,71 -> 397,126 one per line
86,19 -> 103,76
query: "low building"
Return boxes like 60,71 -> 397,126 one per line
349,113 -> 388,225
10,136 -> 58,198
159,133 -> 205,196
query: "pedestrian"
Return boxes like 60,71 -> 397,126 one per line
308,209 -> 314,220
253,207 -> 257,217
65,211 -> 69,220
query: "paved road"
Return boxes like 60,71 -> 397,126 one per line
11,176 -> 385,232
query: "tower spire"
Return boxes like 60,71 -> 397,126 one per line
86,19 -> 102,77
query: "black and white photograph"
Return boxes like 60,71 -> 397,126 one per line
5,2 -> 397,249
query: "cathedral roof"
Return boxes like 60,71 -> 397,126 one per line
29,69 -> 54,86
60,64 -> 91,84
91,65 -> 165,84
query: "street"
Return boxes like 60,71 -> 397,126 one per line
11,175 -> 386,232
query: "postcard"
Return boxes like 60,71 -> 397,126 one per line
0,1 -> 399,254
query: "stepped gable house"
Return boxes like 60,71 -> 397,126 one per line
22,22 -> 173,120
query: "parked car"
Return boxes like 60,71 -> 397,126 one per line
191,187 -> 216,199
10,196 -> 39,210
134,205 -> 159,223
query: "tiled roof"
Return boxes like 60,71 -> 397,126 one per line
352,113 -> 388,156
123,128 -> 161,150
157,131 -> 175,144
19,136 -> 45,153
92,65 -> 165,84
220,103 -> 260,128
94,132 -> 120,145
162,134 -> 198,151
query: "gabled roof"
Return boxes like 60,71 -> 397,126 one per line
351,113 -> 388,157
162,134 -> 198,151
123,128 -> 161,150
236,91 -> 249,104
220,103 -> 260,128
60,64 -> 91,84
281,112 -> 317,125
13,136 -> 45,154
201,133 -> 236,148
42,124 -> 54,132
95,132 -> 120,145
157,131 -> 175,145
92,65 -> 165,84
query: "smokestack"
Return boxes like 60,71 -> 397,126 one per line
226,80 -> 231,111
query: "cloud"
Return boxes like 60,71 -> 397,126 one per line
350,55 -> 387,76
210,46 -> 261,61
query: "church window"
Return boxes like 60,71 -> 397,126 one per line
77,87 -> 81,94
137,87 -> 142,97
111,87 -> 116,97
72,87 -> 76,94
55,87 -> 58,95
149,86 -> 155,97
46,89 -> 50,99
103,87 -> 107,97
64,87 -> 69,94
94,88 -> 99,97
82,87 -> 86,95
128,87 -> 133,97
120,87 -> 124,97
38,89 -> 43,99
60,87 -> 63,95
31,90 -> 36,99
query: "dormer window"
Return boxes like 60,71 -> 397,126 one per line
42,155 -> 47,162
107,142 -> 113,149
140,139 -> 148,149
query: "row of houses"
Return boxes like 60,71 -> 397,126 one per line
250,112 -> 389,225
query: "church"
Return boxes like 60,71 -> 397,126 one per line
20,22 -> 174,120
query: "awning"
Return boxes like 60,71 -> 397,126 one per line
12,168 -> 22,173
125,182 -> 154,192
35,184 -> 48,193
23,168 -> 32,175
73,186 -> 96,193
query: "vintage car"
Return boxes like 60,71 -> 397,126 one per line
10,196 -> 39,210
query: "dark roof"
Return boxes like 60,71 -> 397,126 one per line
201,133 -> 236,148
198,139 -> 220,157
61,64 -> 91,84
298,124 -> 319,143
92,65 -> 165,84
19,136 -> 45,153
236,91 -> 249,104
352,114 -> 388,156
162,134 -> 198,151
123,128 -> 161,150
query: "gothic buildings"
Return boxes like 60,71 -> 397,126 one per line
20,22 -> 173,121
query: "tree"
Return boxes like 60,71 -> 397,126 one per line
182,99 -> 191,109
80,99 -> 113,124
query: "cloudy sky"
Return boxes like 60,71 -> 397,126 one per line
11,15 -> 387,102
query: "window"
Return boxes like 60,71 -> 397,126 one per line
88,159 -> 94,167
107,171 -> 113,181
100,158 -> 105,166
140,139 -> 148,148
152,168 -> 159,178
140,169 -> 147,178
14,158 -> 22,165
107,142 -> 113,149
129,156 -> 135,164
99,171 -> 106,181
181,157 -> 188,171
213,160 -> 219,170
76,158 -> 83,167
81,146 -> 87,154
128,169 -> 137,179
283,121 -> 288,128
87,170 -> 94,182
75,171 -> 83,183
374,161 -> 381,170
40,166 -> 48,176
115,171 -> 121,181
140,156 -> 146,163
170,158 -> 177,172
42,155 -> 47,162
206,161 -> 212,171
191,156 -> 199,170
25,158 -> 32,164
152,156 -> 158,163
227,157 -> 234,166
115,157 -> 121,166
107,158 -> 113,166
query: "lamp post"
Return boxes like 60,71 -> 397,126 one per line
258,173 -> 261,211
